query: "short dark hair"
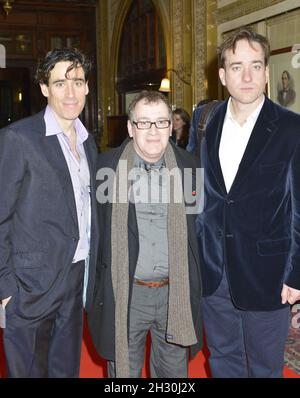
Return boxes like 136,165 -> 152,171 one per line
36,48 -> 92,85
128,90 -> 172,122
218,26 -> 270,68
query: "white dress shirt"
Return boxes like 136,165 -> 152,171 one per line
219,97 -> 265,192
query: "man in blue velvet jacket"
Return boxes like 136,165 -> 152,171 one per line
188,27 -> 300,377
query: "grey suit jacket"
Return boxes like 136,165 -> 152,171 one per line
0,109 -> 99,322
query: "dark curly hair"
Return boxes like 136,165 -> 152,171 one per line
36,48 -> 92,85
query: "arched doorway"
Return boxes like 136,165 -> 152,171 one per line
105,0 -> 168,147
116,0 -> 167,114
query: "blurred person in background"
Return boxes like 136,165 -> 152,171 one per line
171,108 -> 190,149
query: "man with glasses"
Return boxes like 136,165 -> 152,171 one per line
87,90 -> 203,377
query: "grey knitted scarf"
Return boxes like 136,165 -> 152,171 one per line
111,140 -> 197,378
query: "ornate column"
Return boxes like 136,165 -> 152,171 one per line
171,0 -> 185,108
169,0 -> 193,111
193,0 -> 207,107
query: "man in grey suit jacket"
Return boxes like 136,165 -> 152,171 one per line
0,48 -> 99,377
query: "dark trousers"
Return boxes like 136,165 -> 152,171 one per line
202,271 -> 290,378
3,260 -> 85,378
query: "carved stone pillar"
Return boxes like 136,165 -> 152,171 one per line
193,0 -> 207,106
171,0 -> 185,108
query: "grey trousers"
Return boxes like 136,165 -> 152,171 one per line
108,283 -> 188,378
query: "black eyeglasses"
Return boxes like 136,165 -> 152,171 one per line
132,120 -> 171,130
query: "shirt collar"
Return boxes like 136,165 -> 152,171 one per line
134,153 -> 165,172
225,96 -> 265,125
44,105 -> 88,144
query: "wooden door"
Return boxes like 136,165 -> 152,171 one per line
0,68 -> 30,128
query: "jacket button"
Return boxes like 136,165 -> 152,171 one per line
99,301 -> 103,306
217,230 -> 223,238
226,199 -> 234,204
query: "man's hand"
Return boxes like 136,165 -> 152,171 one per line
281,284 -> 300,305
1,296 -> 12,308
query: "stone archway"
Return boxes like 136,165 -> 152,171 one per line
109,0 -> 170,113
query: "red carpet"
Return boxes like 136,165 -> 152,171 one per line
0,317 -> 299,378
79,315 -> 211,378
79,315 -> 300,378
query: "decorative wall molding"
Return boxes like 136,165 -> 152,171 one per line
155,0 -> 170,21
108,0 -> 121,55
193,0 -> 207,104
108,0 -> 133,114
171,0 -> 184,107
216,0 -> 284,24
98,0 -> 109,145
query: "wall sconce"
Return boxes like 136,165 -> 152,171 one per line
1,0 -> 14,16
159,67 -> 191,92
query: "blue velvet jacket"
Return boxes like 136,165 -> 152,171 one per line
188,96 -> 300,310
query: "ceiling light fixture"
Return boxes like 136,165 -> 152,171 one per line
1,0 -> 14,16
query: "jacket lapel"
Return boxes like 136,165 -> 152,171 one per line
84,137 -> 100,265
41,130 -> 79,228
229,97 -> 279,195
204,97 -> 279,196
205,100 -> 228,195
172,144 -> 201,265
